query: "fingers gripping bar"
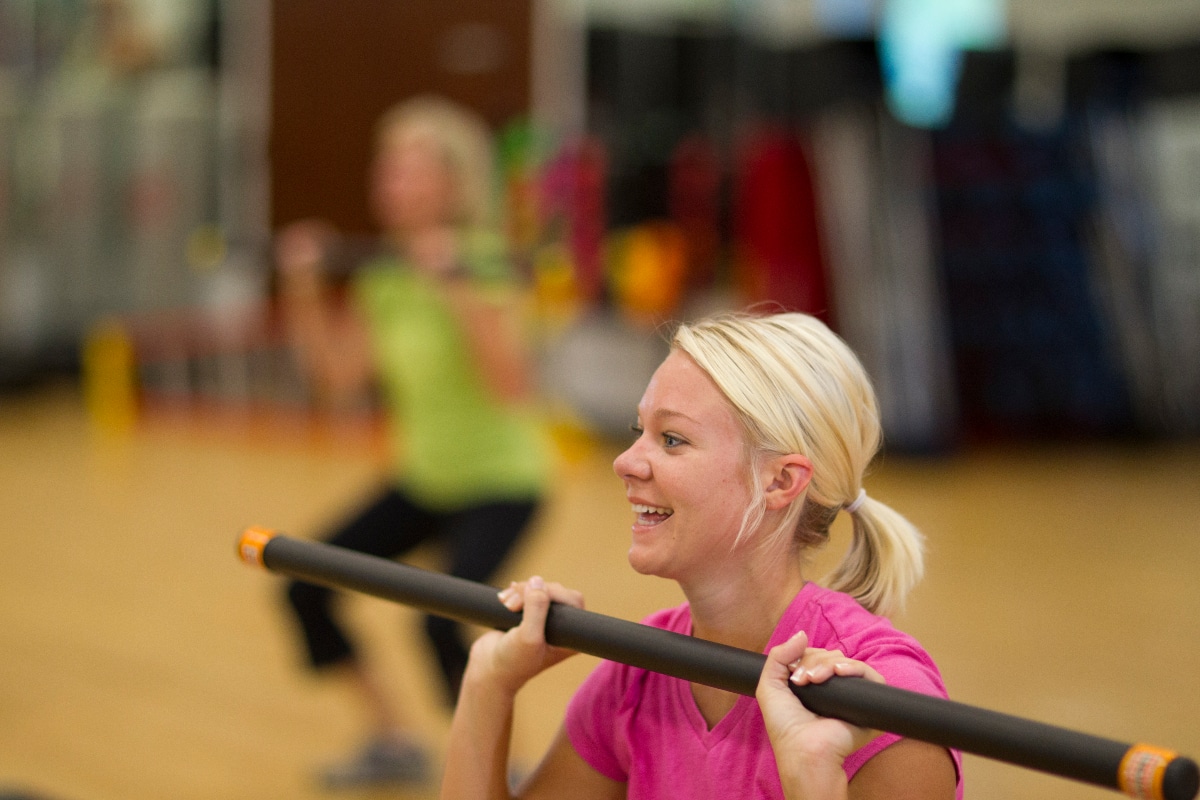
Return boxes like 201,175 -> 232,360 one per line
237,528 -> 1198,800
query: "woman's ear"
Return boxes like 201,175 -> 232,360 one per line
762,454 -> 814,510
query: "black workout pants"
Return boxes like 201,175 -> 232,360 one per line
284,485 -> 539,706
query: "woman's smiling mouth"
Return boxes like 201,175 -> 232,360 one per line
632,503 -> 674,526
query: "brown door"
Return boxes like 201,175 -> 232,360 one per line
270,0 -> 532,234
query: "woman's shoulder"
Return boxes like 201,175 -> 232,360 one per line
351,254 -> 406,291
640,601 -> 692,633
570,602 -> 691,713
786,584 -> 922,656
787,583 -> 949,694
577,602 -> 691,694
349,255 -> 427,313
459,229 -> 517,282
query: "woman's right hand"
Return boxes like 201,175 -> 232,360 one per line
275,219 -> 337,289
756,631 -> 884,800
468,576 -> 585,695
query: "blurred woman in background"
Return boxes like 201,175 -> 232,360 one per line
275,95 -> 551,790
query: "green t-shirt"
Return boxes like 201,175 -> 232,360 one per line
352,235 -> 550,509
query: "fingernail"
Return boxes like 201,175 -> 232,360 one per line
529,575 -> 545,590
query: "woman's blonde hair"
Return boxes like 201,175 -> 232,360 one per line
672,311 -> 924,616
375,94 -> 497,229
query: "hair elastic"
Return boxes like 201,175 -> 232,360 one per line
844,489 -> 867,515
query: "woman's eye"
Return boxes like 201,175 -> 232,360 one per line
630,423 -> 683,448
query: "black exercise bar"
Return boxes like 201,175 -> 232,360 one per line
237,527 -> 1198,800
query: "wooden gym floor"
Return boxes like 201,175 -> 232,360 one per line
1,383 -> 1198,800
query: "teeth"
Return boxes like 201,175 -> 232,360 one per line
632,503 -> 673,516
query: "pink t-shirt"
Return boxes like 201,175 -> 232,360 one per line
565,582 -> 964,799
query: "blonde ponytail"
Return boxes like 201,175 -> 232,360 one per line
826,495 -> 925,616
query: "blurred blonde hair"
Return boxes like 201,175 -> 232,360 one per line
672,311 -> 925,616
375,94 -> 497,229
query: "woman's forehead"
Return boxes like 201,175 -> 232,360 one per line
641,352 -> 734,422
378,126 -> 445,160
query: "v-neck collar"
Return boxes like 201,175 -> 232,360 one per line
674,675 -> 756,749
673,581 -> 818,748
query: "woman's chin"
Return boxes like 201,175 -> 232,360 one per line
626,546 -> 671,579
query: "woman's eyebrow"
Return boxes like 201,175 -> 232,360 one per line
652,408 -> 701,426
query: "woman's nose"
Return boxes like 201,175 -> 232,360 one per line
613,438 -> 650,480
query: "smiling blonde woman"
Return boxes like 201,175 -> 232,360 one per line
438,310 -> 961,800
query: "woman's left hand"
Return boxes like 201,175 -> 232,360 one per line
756,631 -> 883,797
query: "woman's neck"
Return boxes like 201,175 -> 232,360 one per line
684,557 -> 806,730
386,222 -> 450,248
388,225 -> 461,276
684,557 -> 806,654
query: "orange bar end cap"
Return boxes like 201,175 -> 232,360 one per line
238,526 -> 277,568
